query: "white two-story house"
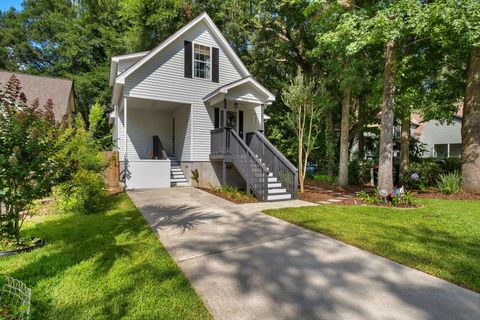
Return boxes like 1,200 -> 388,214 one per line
109,12 -> 297,201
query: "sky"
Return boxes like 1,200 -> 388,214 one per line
0,0 -> 23,11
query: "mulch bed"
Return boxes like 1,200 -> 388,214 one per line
415,189 -> 480,200
198,187 -> 258,204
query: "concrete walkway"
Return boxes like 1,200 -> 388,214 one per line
128,187 -> 480,320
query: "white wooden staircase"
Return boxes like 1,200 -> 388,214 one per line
170,156 -> 189,187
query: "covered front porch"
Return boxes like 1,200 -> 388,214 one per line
116,96 -> 191,189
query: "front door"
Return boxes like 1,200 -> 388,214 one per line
220,109 -> 244,140
172,117 -> 175,155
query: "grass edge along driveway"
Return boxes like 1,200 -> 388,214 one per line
264,199 -> 480,293
0,193 -> 212,320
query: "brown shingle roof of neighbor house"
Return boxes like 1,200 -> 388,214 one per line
0,71 -> 74,121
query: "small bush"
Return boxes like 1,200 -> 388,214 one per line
211,185 -> 256,203
437,171 -> 461,194
401,161 -> 441,190
308,173 -> 338,184
357,189 -> 418,207
357,190 -> 382,205
191,169 -> 200,187
439,157 -> 461,174
349,160 -> 375,185
53,169 -> 107,213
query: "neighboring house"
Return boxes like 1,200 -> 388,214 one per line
0,71 -> 75,122
109,12 -> 297,201
410,106 -> 463,158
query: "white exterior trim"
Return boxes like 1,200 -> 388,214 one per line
203,76 -> 275,103
115,12 -> 250,85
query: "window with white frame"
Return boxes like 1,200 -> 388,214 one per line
193,43 -> 211,79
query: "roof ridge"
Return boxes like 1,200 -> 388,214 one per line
0,70 -> 73,83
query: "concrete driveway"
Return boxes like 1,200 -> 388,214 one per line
128,187 -> 480,320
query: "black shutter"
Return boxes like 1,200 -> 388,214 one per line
214,108 -> 219,128
184,41 -> 192,78
212,47 -> 219,83
239,110 -> 244,138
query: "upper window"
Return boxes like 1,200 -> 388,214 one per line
193,43 -> 211,79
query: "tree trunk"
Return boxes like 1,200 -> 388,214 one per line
298,126 -> 304,193
338,87 -> 351,187
325,113 -> 336,177
399,111 -> 410,177
357,130 -> 365,160
461,47 -> 480,194
378,40 -> 396,193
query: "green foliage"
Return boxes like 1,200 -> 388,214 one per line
53,169 -> 106,214
88,102 -> 112,150
357,189 -> 418,207
212,185 -> 256,203
348,160 -> 375,186
308,173 -> 337,185
190,168 -> 199,187
53,117 -> 107,214
401,161 -> 441,190
0,75 -> 61,241
437,172 -> 462,195
357,190 -> 382,206
439,157 -> 462,174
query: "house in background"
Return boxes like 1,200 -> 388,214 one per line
109,12 -> 297,201
410,106 -> 463,159
0,71 -> 75,122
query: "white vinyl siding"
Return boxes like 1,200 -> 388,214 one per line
124,21 -> 243,103
193,104 -> 214,161
119,107 -> 172,161
173,105 -> 192,161
417,118 -> 462,157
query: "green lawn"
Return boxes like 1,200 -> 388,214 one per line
264,199 -> 480,292
0,193 -> 211,320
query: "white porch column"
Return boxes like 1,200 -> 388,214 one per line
260,103 -> 265,132
447,144 -> 451,158
123,97 -> 128,161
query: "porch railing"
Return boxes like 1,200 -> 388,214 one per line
211,127 -> 269,201
246,131 -> 298,198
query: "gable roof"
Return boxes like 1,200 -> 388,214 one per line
203,76 -> 275,104
0,71 -> 74,121
115,12 -> 250,85
109,51 -> 149,86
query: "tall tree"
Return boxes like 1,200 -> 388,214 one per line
283,70 -> 321,193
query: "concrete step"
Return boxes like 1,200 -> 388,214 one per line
171,178 -> 188,183
267,193 -> 292,201
268,188 -> 287,194
171,182 -> 189,187
268,182 -> 282,188
268,177 -> 277,182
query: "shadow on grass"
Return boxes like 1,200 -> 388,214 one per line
1,194 -> 211,320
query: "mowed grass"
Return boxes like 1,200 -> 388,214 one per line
0,193 -> 211,320
264,199 -> 480,292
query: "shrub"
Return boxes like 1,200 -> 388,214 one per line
439,157 -> 461,174
308,173 -> 338,184
53,118 -> 107,213
357,189 -> 418,207
53,169 -> 106,213
437,171 -> 461,194
349,160 -> 375,186
401,161 -> 441,190
357,190 -> 382,205
0,75 -> 61,242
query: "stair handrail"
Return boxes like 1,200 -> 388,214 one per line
246,131 -> 298,198
249,131 -> 298,173
230,129 -> 270,173
228,129 -> 269,201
